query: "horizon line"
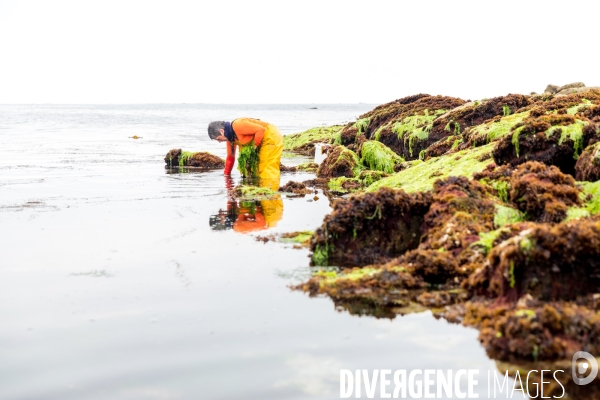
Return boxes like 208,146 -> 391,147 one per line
0,102 -> 380,106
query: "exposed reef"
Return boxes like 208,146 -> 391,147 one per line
284,84 -> 600,393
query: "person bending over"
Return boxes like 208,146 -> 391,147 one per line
207,118 -> 283,189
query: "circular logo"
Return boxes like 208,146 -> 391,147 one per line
572,351 -> 599,385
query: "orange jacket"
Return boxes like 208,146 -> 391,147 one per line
224,118 -> 269,174
233,206 -> 267,233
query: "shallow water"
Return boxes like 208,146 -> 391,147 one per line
0,104 -> 513,399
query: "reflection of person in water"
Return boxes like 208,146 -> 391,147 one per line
208,177 -> 283,233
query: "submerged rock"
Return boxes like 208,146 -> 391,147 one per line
279,180 -> 313,195
165,149 -> 225,169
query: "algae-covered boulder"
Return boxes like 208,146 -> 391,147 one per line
490,93 -> 600,175
316,145 -> 361,178
279,180 -> 313,196
362,95 -> 466,160
327,171 -> 389,194
283,125 -> 342,156
575,141 -> 600,181
310,187 -> 433,266
509,161 -> 582,223
469,217 -> 600,302
421,95 -> 533,158
358,140 -> 404,173
464,301 -> 600,362
474,161 -> 583,223
165,149 -> 225,169
492,113 -> 591,175
367,143 -> 495,194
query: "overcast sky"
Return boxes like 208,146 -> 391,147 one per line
0,0 -> 598,104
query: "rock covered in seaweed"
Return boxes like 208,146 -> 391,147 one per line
165,149 -> 225,169
289,89 -> 600,369
310,187 -> 433,266
316,145 -> 361,178
282,125 -> 342,156
508,161 -> 582,223
491,92 -> 600,175
464,300 -> 600,362
341,94 -> 466,160
358,140 -> 404,173
468,216 -> 600,302
575,141 -> 600,181
279,180 -> 314,195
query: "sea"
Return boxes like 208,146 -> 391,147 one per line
0,104 -> 511,399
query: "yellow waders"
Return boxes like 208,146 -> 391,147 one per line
258,124 -> 283,227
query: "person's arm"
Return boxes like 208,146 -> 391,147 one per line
235,119 -> 266,147
224,142 -> 236,175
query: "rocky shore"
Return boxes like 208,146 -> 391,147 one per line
285,83 -> 600,397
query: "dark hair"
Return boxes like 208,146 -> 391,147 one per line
207,121 -> 226,140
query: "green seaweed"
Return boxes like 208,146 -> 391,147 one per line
492,181 -> 510,203
494,204 -> 524,228
367,143 -> 495,193
354,118 -> 370,134
583,181 -> 600,215
511,126 -> 525,158
359,170 -> 388,186
296,162 -> 319,172
373,124 -> 388,141
548,120 -> 588,158
509,260 -> 516,289
237,144 -> 260,177
328,171 -> 388,193
565,207 -> 591,221
328,177 -> 351,193
471,228 -> 507,255
283,125 -> 343,152
235,185 -> 278,201
178,151 -> 196,167
392,109 -> 445,157
360,141 -> 404,173
519,236 -> 534,253
502,105 -> 511,117
566,99 -> 592,115
312,245 -> 329,266
335,146 -> 363,177
444,119 -> 461,135
567,181 -> 600,220
312,265 -> 407,288
280,231 -> 314,244
515,309 -> 535,319
469,112 -> 529,144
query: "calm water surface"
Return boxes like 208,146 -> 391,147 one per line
0,104 -> 509,399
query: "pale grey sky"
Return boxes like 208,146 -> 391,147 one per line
0,0 -> 598,104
